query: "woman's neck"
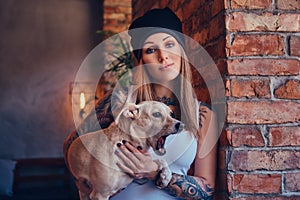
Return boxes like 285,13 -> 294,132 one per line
153,84 -> 174,98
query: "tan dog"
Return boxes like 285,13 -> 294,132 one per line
67,101 -> 184,200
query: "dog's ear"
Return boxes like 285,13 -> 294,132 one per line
115,103 -> 140,125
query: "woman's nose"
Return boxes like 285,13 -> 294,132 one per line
157,49 -> 168,62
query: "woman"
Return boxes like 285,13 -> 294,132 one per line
111,7 -> 217,200
64,7 -> 217,200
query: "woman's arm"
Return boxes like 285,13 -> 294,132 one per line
164,173 -> 214,199
159,106 -> 217,199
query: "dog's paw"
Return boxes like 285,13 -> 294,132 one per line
154,159 -> 172,188
160,166 -> 172,187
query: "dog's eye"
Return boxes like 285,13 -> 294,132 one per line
152,112 -> 162,118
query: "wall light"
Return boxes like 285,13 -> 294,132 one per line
70,82 -> 95,125
79,92 -> 86,118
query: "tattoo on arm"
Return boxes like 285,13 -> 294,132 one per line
165,173 -> 214,200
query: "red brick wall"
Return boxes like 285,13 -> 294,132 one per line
103,0 -> 132,32
226,0 -> 300,199
132,0 -> 300,199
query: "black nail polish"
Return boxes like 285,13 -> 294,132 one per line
137,146 -> 142,150
122,140 -> 126,144
117,143 -> 122,147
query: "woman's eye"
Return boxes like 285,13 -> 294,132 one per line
145,47 -> 156,54
152,112 -> 162,118
166,42 -> 175,48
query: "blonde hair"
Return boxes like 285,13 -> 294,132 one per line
133,47 -> 200,140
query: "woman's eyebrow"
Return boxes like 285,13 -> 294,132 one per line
163,36 -> 171,41
143,41 -> 154,45
143,36 -> 172,46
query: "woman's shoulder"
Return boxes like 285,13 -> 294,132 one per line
198,101 -> 215,116
197,102 -> 217,129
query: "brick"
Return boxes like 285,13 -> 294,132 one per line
184,0 -> 201,19
105,6 -> 132,15
193,84 -> 210,103
193,3 -> 212,29
220,128 -> 230,146
103,19 -> 128,32
104,13 -> 126,20
183,19 -> 193,37
104,0 -> 131,6
227,100 -> 300,124
227,174 -> 233,194
232,174 -> 281,194
227,59 -> 300,76
230,78 -> 271,98
212,0 -> 225,16
132,1 -> 156,18
117,6 -> 132,14
274,80 -> 300,99
206,37 -> 226,61
209,13 -> 226,41
227,34 -> 285,56
174,7 -> 183,21
192,65 -> 223,87
226,12 -> 300,32
192,28 -> 209,46
168,0 -> 183,12
229,150 -> 300,171
191,15 -> 203,35
104,0 -> 132,33
290,36 -> 300,56
230,0 -> 272,9
285,173 -> 300,192
218,149 -> 227,170
206,80 -> 227,103
277,0 -> 300,10
226,79 -> 231,97
216,55 -> 227,74
150,2 -> 160,9
158,0 -> 170,8
269,126 -> 300,147
229,126 -> 265,147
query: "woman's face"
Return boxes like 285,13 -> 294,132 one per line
142,33 -> 182,84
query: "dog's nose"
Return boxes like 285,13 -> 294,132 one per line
175,122 -> 181,131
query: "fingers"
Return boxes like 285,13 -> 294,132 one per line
116,146 -> 138,173
119,141 -> 142,164
116,141 -> 158,180
116,156 -> 143,179
121,141 -> 147,161
116,160 -> 134,175
115,141 -> 150,176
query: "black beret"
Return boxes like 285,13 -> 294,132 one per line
128,7 -> 185,61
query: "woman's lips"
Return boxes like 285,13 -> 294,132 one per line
159,63 -> 174,70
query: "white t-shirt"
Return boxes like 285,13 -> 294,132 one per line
110,131 -> 198,200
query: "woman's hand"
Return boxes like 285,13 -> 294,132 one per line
116,141 -> 159,180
